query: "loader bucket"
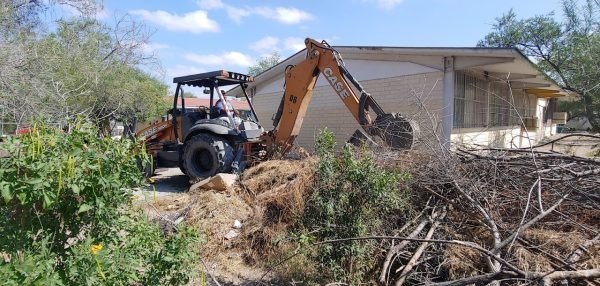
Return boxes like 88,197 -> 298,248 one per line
371,113 -> 419,150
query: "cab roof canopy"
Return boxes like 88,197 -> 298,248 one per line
173,70 -> 254,88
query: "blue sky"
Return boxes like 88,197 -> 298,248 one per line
90,0 -> 564,88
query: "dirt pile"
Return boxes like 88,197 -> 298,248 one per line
146,158 -> 316,283
148,189 -> 251,250
241,159 -> 315,221
237,158 -> 316,261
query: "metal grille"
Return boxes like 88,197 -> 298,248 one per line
489,81 -> 511,127
453,72 -> 488,128
509,90 -> 536,125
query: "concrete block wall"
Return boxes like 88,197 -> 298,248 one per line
251,71 -> 444,151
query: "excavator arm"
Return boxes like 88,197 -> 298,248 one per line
270,38 -> 416,153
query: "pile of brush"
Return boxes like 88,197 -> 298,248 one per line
236,158 -> 316,262
376,145 -> 599,285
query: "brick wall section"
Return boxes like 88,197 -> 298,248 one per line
252,71 -> 444,150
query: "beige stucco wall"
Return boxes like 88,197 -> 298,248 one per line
252,71 -> 444,150
451,127 -> 538,148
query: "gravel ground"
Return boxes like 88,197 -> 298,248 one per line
536,133 -> 599,157
132,167 -> 189,201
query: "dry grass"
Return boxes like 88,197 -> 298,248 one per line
145,189 -> 253,257
513,247 -> 553,272
186,189 -> 253,255
512,229 -> 600,272
521,229 -> 600,269
237,158 -> 316,262
241,158 -> 316,223
442,227 -> 599,279
522,229 -> 584,255
147,157 -> 317,277
443,244 -> 484,279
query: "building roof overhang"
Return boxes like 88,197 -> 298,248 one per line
230,45 -> 578,99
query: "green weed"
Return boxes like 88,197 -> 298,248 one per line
0,120 -> 199,285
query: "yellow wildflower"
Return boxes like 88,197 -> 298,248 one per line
90,244 -> 103,255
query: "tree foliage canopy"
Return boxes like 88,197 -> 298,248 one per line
479,0 -> 600,131
0,0 -> 168,133
248,51 -> 281,76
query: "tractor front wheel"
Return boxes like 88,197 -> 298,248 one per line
182,134 -> 234,184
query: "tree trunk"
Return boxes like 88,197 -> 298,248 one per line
582,93 -> 600,132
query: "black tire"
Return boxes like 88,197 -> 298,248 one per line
178,152 -> 188,175
182,134 -> 234,184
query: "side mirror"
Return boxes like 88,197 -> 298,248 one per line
203,88 -> 210,94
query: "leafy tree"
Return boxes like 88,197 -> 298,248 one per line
0,122 -> 199,285
479,0 -> 600,131
0,1 -> 167,133
248,51 -> 280,76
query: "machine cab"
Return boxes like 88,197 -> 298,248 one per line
171,70 -> 263,142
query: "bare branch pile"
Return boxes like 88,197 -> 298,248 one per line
376,146 -> 599,285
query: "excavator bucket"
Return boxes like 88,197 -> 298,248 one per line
371,113 -> 419,150
348,113 -> 418,150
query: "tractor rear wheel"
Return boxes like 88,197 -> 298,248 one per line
182,134 -> 234,184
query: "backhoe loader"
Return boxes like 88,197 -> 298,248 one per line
135,71 -> 263,182
137,38 -> 417,183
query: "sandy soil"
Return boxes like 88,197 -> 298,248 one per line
134,168 -> 274,285
535,133 -> 599,157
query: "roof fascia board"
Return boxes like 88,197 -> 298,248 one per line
454,56 -> 515,70
339,53 -> 443,70
485,72 -> 538,81
509,82 -> 552,89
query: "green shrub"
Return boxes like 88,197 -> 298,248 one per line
302,128 -> 409,284
62,210 -> 199,286
0,121 -> 200,285
0,237 -> 62,286
0,121 -> 144,251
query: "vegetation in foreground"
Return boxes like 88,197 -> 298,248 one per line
0,122 -> 199,285
236,129 -> 412,285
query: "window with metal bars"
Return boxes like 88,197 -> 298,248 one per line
453,71 -> 535,129
453,72 -> 488,128
508,90 -> 537,125
489,81 -> 511,127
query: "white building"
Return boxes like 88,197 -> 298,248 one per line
230,45 -> 577,150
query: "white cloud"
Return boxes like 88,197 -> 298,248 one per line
196,1 -> 313,25
249,36 -> 306,53
185,51 -> 254,67
197,0 -> 225,10
130,10 -> 219,33
283,37 -> 305,52
197,0 -> 250,23
250,36 -> 280,53
225,6 -> 251,24
253,7 -> 313,24
372,0 -> 404,9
